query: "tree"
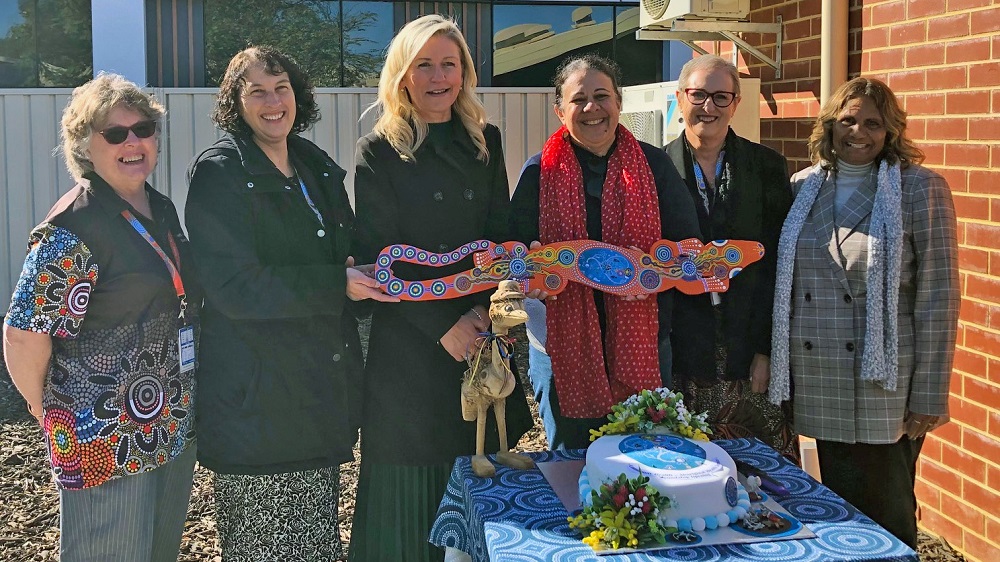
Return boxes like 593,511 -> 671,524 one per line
0,0 -> 92,87
203,0 -> 384,87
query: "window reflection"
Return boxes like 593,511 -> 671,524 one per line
0,0 -> 92,88
343,1 -> 392,87
493,4 -> 613,87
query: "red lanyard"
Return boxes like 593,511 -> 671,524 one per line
121,210 -> 188,319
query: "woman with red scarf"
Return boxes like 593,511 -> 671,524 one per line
510,55 -> 701,450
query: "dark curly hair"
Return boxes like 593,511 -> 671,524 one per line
211,45 -> 320,136
553,54 -> 623,106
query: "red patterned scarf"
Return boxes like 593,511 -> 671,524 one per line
539,125 -> 662,418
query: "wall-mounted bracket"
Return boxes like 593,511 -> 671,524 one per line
637,16 -> 783,78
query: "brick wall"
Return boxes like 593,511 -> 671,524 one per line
700,1 -> 1000,559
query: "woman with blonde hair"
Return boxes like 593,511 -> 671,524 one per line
4,73 -> 198,561
769,77 -> 959,548
350,14 -> 532,561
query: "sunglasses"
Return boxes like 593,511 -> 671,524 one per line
97,120 -> 158,144
683,89 -> 738,108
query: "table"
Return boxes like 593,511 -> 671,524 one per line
430,438 -> 918,561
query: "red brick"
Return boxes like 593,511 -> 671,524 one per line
948,0 -> 990,10
928,13 -> 971,40
970,62 -> 1000,88
905,43 -> 945,66
915,476 -> 941,509
947,91 -> 992,115
968,170 -> 1000,195
946,144 -> 989,168
989,410 -> 1000,439
961,299 -> 991,326
888,69 -> 926,92
967,223 -> 1000,248
990,252 -> 1000,277
785,17 -> 813,41
954,346 -> 989,374
954,195 -> 992,222
966,325 -> 1000,356
946,37 -> 992,64
951,395 -> 990,428
920,142 -> 944,166
963,531 -> 1000,562
943,441 -> 988,482
963,425 -> 1000,463
918,505 -> 966,548
968,117 -> 1000,141
890,20 -> 927,46
993,92 -> 1000,115
926,66 -> 968,89
872,0 -> 907,26
970,7 -> 1000,35
949,370 -> 964,395
931,420 -> 964,446
921,458 -> 965,494
862,27 -> 890,50
937,167 -> 968,193
988,516 -> 1000,545
989,306 -> 1000,332
908,0 -> 946,17
905,93 -> 945,115
924,117 -> 968,140
940,492 -> 986,534
990,460 -> 1000,489
870,47 -> 905,70
966,478 -> 1000,510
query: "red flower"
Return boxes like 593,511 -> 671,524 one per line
647,406 -> 666,422
613,490 -> 627,508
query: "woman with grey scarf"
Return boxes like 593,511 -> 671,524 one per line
769,77 -> 959,549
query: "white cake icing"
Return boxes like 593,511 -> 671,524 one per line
582,433 -> 750,531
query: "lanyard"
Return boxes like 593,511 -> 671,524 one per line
121,209 -> 188,320
692,150 -> 726,214
295,174 -> 326,228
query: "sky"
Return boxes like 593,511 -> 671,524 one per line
0,2 -> 23,37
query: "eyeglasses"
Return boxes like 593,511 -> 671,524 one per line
684,89 -> 738,108
97,120 -> 158,145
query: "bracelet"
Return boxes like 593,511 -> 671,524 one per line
469,309 -> 484,322
27,402 -> 42,419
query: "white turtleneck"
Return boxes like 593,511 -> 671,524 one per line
834,159 -> 875,219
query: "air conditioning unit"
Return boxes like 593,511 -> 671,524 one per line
620,110 -> 663,147
640,0 -> 750,28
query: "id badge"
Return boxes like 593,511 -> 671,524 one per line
178,325 -> 196,373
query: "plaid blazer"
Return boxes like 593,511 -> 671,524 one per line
787,162 -> 959,444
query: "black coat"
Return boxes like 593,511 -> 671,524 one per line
185,132 -> 363,475
666,129 -> 793,382
353,121 -> 532,465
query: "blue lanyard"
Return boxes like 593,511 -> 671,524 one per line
121,210 -> 188,319
692,150 -> 726,214
296,175 -> 325,228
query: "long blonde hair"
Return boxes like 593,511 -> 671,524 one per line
372,14 -> 488,162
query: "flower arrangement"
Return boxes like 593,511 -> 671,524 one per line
568,473 -> 674,551
589,387 -> 711,442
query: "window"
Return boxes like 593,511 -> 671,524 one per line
491,3 -> 659,87
0,0 -> 92,88
203,0 -> 392,87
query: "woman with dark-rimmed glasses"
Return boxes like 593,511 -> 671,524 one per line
665,55 -> 795,457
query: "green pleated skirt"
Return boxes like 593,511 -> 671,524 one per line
348,460 -> 454,562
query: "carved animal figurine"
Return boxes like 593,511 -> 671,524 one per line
461,280 -> 536,477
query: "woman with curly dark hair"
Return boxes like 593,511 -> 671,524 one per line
184,45 -> 395,561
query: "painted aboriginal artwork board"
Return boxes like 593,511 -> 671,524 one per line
375,238 -> 764,301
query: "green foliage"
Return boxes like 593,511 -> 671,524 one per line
0,0 -> 93,87
203,0 -> 384,87
568,473 -> 674,551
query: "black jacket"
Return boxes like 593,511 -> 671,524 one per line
185,132 -> 362,474
353,121 -> 532,465
666,129 -> 793,382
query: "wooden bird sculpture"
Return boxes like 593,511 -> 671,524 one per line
461,280 -> 536,477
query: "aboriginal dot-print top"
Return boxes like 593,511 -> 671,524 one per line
4,175 -> 198,490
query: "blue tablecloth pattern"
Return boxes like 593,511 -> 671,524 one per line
430,439 -> 918,562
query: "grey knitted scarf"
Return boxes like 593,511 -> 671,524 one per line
769,160 -> 903,405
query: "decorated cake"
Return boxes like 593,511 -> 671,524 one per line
570,388 -> 752,551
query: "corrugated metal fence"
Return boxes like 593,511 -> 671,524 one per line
0,87 -> 559,309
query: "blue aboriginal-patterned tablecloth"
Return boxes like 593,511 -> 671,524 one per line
429,438 -> 918,562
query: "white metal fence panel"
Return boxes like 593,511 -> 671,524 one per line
0,87 -> 558,310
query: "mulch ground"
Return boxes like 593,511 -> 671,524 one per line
0,332 -> 966,561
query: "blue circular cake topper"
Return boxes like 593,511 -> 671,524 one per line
577,247 -> 636,287
618,434 -> 706,470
